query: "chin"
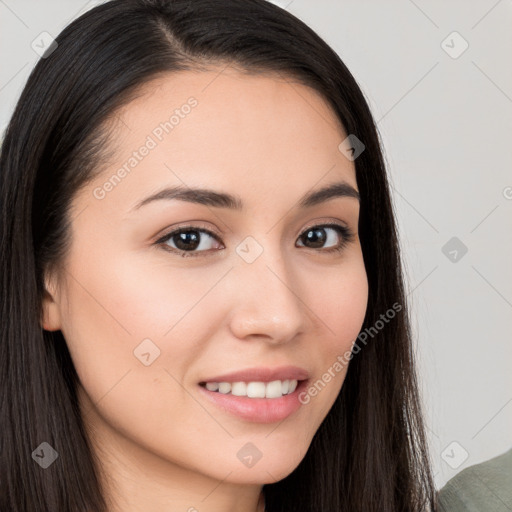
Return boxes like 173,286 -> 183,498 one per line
221,450 -> 307,485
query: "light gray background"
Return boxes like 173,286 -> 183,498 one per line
1,0 -> 511,490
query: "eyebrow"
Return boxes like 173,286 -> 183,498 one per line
130,180 -> 360,212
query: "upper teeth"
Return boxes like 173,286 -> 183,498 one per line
205,379 -> 298,398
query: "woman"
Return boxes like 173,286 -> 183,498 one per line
0,1 -> 438,510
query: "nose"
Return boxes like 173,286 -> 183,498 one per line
227,247 -> 308,344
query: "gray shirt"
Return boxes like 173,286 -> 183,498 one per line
437,446 -> 512,511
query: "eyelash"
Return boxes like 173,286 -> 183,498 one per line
154,222 -> 355,258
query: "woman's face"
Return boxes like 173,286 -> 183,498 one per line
43,67 -> 368,491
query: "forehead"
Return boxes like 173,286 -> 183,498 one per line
78,66 -> 357,216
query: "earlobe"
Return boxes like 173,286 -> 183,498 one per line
41,276 -> 62,332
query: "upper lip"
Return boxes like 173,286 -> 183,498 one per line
200,365 -> 310,384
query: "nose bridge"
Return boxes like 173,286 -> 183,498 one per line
228,236 -> 306,341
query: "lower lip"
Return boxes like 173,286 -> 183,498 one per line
197,380 -> 309,423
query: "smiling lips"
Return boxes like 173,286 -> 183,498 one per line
199,365 -> 308,399
197,365 -> 310,423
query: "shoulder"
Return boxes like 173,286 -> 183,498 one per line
437,446 -> 512,511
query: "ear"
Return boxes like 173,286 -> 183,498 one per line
41,273 -> 62,331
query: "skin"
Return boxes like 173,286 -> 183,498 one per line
42,66 -> 368,512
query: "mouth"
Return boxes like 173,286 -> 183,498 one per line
197,378 -> 310,423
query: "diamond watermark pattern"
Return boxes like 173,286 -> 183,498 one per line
237,442 -> 263,468
133,338 -> 161,366
31,32 -> 58,58
441,31 -> 469,59
236,236 -> 264,264
32,442 -> 59,469
441,441 -> 469,469
338,134 -> 365,161
442,236 -> 468,263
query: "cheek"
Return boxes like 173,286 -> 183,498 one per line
314,255 -> 369,350
57,251 -> 221,465
54,250 -> 163,386
298,256 -> 368,411
57,246 -> 229,413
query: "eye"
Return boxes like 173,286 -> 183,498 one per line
155,222 -> 355,258
296,223 -> 355,254
155,224 -> 222,258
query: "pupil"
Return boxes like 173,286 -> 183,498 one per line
175,231 -> 200,250
305,228 -> 326,248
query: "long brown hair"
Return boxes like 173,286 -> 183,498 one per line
0,1 -> 438,510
